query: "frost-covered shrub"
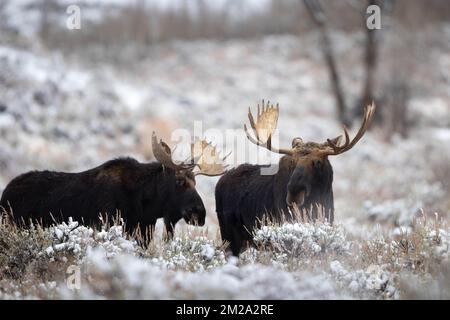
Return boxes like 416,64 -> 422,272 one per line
0,217 -> 52,280
239,247 -> 291,269
59,249 -> 346,299
398,261 -> 450,299
253,222 -> 351,258
329,260 -> 396,299
3,214 -> 450,300
44,218 -> 136,263
0,216 -> 137,290
0,278 -> 60,300
145,235 -> 226,272
360,216 -> 450,274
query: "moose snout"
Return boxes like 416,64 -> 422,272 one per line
286,184 -> 310,207
183,205 -> 206,226
286,191 -> 305,207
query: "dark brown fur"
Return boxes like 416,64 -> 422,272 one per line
0,157 -> 206,239
215,151 -> 334,256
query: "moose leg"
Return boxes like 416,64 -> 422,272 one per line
164,218 -> 175,241
311,203 -> 319,221
328,207 -> 335,225
218,213 -> 237,256
229,226 -> 243,256
221,217 -> 243,256
324,191 -> 335,224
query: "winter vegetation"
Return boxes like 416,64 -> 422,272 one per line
0,0 -> 449,299
1,214 -> 450,299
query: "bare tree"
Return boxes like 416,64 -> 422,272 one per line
131,0 -> 151,46
358,0 -> 395,120
39,0 -> 53,47
303,0 -> 349,126
361,0 -> 379,109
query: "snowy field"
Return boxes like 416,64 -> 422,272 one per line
1,1 -> 450,300
1,215 -> 450,299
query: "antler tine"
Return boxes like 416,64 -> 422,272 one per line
264,100 -> 270,115
322,102 -> 376,156
244,101 -> 293,155
327,125 -> 350,151
344,102 -> 375,150
248,107 -> 257,132
257,101 -> 261,121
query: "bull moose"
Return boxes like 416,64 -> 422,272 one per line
216,101 -> 376,255
0,133 -> 227,240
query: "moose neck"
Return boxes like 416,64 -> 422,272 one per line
270,155 -> 298,213
140,162 -> 178,211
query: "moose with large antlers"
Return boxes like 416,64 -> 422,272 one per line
216,101 -> 376,255
0,133 -> 227,239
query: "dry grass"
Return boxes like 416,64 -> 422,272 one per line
1,208 -> 450,299
0,213 -> 52,280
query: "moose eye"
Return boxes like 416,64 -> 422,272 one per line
313,160 -> 322,170
175,178 -> 185,187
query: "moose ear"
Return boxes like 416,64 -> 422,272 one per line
161,141 -> 172,155
327,135 -> 342,146
292,137 -> 304,148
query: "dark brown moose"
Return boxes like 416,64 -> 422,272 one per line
215,101 -> 376,255
0,133 -> 227,240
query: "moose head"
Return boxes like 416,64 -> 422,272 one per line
243,101 -> 376,222
151,132 -> 228,227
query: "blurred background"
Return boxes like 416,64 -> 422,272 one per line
0,0 -> 449,235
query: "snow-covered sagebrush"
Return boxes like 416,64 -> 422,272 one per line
34,219 -> 351,299
253,222 -> 351,257
3,215 -> 450,299
146,236 -> 226,272
43,218 -> 136,262
59,248 -> 346,300
329,261 -> 396,299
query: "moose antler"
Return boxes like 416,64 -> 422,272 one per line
244,100 -> 293,155
319,102 -> 376,156
191,139 -> 229,176
152,132 -> 196,171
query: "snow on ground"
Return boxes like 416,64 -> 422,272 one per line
2,216 -> 450,299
